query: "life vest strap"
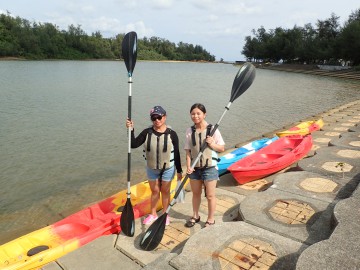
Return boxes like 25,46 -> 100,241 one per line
159,163 -> 166,189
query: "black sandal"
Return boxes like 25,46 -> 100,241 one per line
203,220 -> 215,228
185,216 -> 200,227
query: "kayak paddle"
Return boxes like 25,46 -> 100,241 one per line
139,62 -> 256,251
120,31 -> 137,237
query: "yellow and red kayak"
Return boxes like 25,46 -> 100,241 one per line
276,119 -> 323,137
0,179 -> 183,270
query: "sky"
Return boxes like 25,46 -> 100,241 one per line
1,0 -> 359,61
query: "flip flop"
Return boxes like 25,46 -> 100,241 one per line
203,220 -> 215,228
185,216 -> 200,227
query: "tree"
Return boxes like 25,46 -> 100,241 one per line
299,23 -> 318,63
346,8 -> 360,24
315,13 -> 341,62
240,10 -> 360,66
0,12 -> 21,56
337,9 -> 360,65
0,12 -> 215,61
242,35 -> 257,61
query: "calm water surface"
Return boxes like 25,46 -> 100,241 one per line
0,61 -> 359,243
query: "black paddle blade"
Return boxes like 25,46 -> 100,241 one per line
230,62 -> 256,102
120,198 -> 135,237
140,213 -> 167,251
122,31 -> 137,76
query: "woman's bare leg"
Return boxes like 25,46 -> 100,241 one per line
204,180 -> 217,223
148,180 -> 160,216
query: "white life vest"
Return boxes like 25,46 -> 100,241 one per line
143,127 -> 174,170
189,124 -> 219,168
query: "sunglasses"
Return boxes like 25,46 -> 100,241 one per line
151,115 -> 163,121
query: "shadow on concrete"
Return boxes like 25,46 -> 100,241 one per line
273,172 -> 360,269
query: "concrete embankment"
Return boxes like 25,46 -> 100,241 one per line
43,100 -> 360,270
257,63 -> 360,81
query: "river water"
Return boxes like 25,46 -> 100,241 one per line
0,60 -> 359,244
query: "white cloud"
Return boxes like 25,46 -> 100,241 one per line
55,16 -> 155,37
190,0 -> 259,15
125,21 -> 154,38
223,3 -> 261,16
117,0 -> 139,9
191,0 -> 216,10
151,0 -> 173,9
80,5 -> 96,14
286,11 -> 319,28
114,0 -> 174,9
61,1 -> 96,15
207,14 -> 219,22
190,25 -> 246,38
89,16 -> 123,35
42,13 -> 77,30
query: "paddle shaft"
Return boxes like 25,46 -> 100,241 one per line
127,76 -> 133,197
166,101 -> 232,213
118,73 -> 135,239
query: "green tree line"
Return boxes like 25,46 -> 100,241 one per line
0,12 -> 215,61
242,9 -> 360,66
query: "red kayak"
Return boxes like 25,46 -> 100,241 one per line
228,135 -> 313,184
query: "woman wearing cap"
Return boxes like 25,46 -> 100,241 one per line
126,106 -> 182,226
184,103 -> 225,228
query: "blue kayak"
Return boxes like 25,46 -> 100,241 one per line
218,136 -> 279,176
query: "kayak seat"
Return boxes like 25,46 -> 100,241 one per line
27,245 -> 49,256
258,154 -> 284,161
281,147 -> 293,151
255,161 -> 267,165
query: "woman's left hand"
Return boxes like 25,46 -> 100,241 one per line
177,173 -> 183,181
206,136 -> 215,147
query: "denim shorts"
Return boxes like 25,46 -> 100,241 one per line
146,166 -> 175,181
189,166 -> 219,181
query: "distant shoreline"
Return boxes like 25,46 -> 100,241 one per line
0,57 -> 26,61
0,57 -> 229,64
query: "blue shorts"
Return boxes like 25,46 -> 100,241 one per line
146,166 -> 175,181
189,166 -> 219,181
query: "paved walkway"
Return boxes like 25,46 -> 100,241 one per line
42,100 -> 360,270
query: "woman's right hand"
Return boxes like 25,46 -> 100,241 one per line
186,167 -> 194,174
126,119 -> 134,130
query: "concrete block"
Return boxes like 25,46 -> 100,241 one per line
170,222 -> 307,270
296,187 -> 360,270
55,235 -> 141,270
298,144 -> 360,180
330,131 -> 360,150
271,171 -> 358,202
41,262 -> 62,270
239,188 -> 334,245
